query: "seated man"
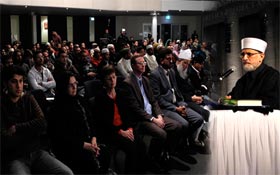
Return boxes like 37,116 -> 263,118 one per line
187,53 -> 210,96
226,37 -> 279,109
27,51 -> 56,97
1,65 -> 73,175
143,45 -> 158,76
118,55 -> 184,173
149,48 -> 204,148
174,54 -> 210,122
116,48 -> 133,79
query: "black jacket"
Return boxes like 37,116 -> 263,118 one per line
229,63 -> 280,109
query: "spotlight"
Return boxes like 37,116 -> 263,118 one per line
165,15 -> 171,20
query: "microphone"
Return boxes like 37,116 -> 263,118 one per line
219,66 -> 236,81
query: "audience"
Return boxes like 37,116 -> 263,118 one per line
53,50 -> 80,83
118,55 -> 183,173
143,44 -> 158,76
116,48 -> 132,79
174,54 -> 210,122
187,53 -> 210,96
27,51 -> 56,97
1,65 -> 73,175
93,65 -> 146,174
149,48 -> 205,148
1,32 -> 218,174
48,71 -> 113,174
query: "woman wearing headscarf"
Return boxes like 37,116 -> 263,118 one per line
48,71 -> 112,174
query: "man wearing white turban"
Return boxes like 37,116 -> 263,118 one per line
226,37 -> 279,109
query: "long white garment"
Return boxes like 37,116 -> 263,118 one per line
208,110 -> 280,175
116,58 -> 132,78
144,54 -> 158,71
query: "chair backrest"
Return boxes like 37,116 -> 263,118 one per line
30,89 -> 49,114
84,79 -> 102,99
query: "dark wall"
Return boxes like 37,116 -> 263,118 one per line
48,15 -> 67,42
36,15 -> 41,44
19,14 -> 32,49
73,16 -> 89,45
1,15 -> 12,48
239,13 -> 264,40
94,16 -> 116,44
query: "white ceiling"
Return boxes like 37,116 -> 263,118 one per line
1,0 -> 221,15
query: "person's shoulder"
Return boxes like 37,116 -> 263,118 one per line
28,66 -> 36,73
150,66 -> 160,75
21,92 -> 36,103
265,64 -> 279,74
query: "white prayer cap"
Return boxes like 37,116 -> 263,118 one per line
101,48 -> 109,54
241,37 -> 267,53
107,44 -> 114,49
178,49 -> 192,60
146,45 -> 153,50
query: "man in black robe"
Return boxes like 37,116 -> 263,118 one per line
227,37 -> 279,109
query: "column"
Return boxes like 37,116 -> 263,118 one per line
10,15 -> 20,42
31,12 -> 37,44
225,12 -> 241,93
264,10 -> 276,68
152,14 -> 157,43
67,16 -> 73,42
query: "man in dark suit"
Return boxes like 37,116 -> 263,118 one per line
149,48 -> 204,147
187,53 -> 210,96
118,55 -> 183,173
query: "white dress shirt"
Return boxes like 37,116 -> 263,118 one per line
28,66 -> 56,92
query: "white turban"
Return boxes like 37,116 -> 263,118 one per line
241,37 -> 267,53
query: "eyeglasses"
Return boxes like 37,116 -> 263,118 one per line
240,52 -> 260,58
68,81 -> 78,88
135,62 -> 147,66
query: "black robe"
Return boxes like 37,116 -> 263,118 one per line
228,63 -> 280,109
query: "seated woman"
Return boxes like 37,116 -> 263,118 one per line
48,71 -> 112,174
92,65 -> 146,174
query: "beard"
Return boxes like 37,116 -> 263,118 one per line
177,63 -> 188,79
243,64 -> 256,72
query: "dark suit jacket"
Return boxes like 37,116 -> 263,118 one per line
187,65 -> 209,95
173,66 -> 195,102
118,72 -> 162,127
149,66 -> 185,112
229,63 -> 280,109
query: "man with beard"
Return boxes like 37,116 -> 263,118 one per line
1,65 -> 73,175
175,52 -> 209,120
27,51 -> 56,97
116,48 -> 133,79
226,37 -> 279,109
150,48 -> 205,149
143,45 -> 158,76
174,54 -> 210,149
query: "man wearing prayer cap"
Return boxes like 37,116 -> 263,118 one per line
97,48 -> 112,76
143,45 -> 158,76
226,37 -> 279,109
174,50 -> 210,144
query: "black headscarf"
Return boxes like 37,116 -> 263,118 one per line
55,71 -> 76,101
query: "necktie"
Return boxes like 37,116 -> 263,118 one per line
138,79 -> 152,115
166,70 -> 177,103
